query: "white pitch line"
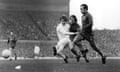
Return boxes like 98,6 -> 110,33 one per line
0,57 -> 63,60
0,57 -> 120,60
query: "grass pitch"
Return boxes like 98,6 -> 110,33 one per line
0,57 -> 119,72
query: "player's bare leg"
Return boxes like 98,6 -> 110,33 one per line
14,52 -> 17,60
12,47 -> 17,60
69,41 -> 81,62
81,49 -> 89,63
9,47 -> 17,61
57,52 -> 68,63
88,38 -> 106,64
73,35 -> 89,63
54,42 -> 69,63
8,48 -> 13,61
71,49 -> 81,62
77,45 -> 89,63
70,45 -> 81,62
57,47 -> 68,63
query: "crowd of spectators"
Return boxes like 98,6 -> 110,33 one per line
0,10 -> 66,40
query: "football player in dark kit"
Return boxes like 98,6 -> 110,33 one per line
72,4 -> 106,64
69,15 -> 89,63
7,32 -> 17,60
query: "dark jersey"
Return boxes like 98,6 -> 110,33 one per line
8,35 -> 17,48
69,23 -> 80,41
82,12 -> 93,35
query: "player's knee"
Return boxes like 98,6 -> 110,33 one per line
57,47 -> 63,54
57,50 -> 62,55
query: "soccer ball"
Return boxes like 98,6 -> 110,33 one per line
1,49 -> 12,59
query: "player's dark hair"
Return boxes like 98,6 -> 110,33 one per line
81,4 -> 88,10
70,15 -> 77,23
60,15 -> 68,22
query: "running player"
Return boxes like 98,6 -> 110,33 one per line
52,15 -> 78,63
7,32 -> 17,60
69,15 -> 89,63
72,4 -> 106,64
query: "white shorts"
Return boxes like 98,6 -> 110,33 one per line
56,37 -> 73,53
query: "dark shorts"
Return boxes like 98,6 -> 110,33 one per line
73,32 -> 94,43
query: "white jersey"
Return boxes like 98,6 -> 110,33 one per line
56,22 -> 74,40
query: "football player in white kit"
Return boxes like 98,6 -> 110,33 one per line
53,15 -> 78,63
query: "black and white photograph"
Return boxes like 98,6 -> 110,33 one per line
0,0 -> 119,72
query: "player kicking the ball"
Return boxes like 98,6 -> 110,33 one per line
53,15 -> 79,63
7,32 -> 17,60
72,4 -> 106,64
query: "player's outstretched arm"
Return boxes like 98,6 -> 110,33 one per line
56,23 -> 77,36
59,28 -> 76,35
63,31 -> 76,35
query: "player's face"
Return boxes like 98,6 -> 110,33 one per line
80,6 -> 87,14
69,17 -> 75,24
61,19 -> 66,24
